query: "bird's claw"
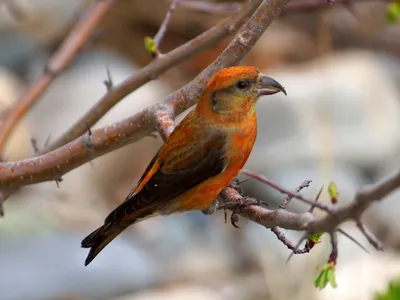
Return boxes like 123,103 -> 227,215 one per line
230,212 -> 240,228
224,209 -> 240,228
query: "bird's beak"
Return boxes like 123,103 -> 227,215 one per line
258,74 -> 287,96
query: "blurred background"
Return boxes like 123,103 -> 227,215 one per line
0,0 -> 400,299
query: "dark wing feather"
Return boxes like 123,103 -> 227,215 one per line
105,129 -> 227,222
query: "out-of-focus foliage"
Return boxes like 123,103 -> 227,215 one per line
375,277 -> 400,300
386,1 -> 400,23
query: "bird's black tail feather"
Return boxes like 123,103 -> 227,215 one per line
81,221 -> 129,266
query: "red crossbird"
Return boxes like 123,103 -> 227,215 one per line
81,66 -> 286,266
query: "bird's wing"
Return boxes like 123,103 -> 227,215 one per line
105,120 -> 227,222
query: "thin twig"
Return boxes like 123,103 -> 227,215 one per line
309,185 -> 324,213
328,232 -> 338,264
356,220 -> 383,250
271,227 -> 313,254
0,0 -> 117,154
103,65 -> 113,91
242,169 -> 330,212
337,228 -> 369,253
279,180 -> 311,209
271,180 -> 311,251
153,0 -> 180,53
285,233 -> 309,264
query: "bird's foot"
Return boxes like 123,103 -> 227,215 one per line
218,196 -> 267,210
219,197 -> 267,229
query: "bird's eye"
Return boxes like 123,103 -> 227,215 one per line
236,80 -> 250,89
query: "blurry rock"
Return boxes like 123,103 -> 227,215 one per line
22,49 -> 168,229
116,285 -> 224,300
0,233 -> 162,300
0,0 -> 89,43
241,50 -> 400,209
0,32 -> 40,75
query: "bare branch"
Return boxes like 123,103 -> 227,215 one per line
218,168 -> 400,238
337,228 -> 369,253
309,185 -> 323,213
279,180 -> 311,209
153,0 -> 180,53
103,65 -> 113,91
271,227 -> 313,254
38,0 -> 265,154
0,0 -> 117,154
152,104 -> 175,142
357,220 -> 383,250
0,0 -> 289,193
286,233 -> 309,264
241,169 -> 330,211
328,233 -> 338,265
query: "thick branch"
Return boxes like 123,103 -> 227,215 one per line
39,0 -> 264,154
165,0 -> 291,112
0,0 -> 288,190
218,169 -> 400,235
0,0 -> 116,154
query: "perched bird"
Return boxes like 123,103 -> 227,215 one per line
81,66 -> 286,266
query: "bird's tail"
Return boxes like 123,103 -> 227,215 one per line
81,221 -> 129,266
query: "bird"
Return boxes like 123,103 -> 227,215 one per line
81,66 -> 286,266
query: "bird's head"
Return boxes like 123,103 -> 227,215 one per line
197,66 -> 286,122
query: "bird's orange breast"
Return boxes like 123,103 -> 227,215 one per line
170,112 -> 258,212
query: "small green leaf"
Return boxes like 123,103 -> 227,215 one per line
314,268 -> 329,289
386,2 -> 400,24
328,182 -> 338,203
144,36 -> 158,54
314,264 -> 337,290
327,268 -> 338,288
309,232 -> 323,243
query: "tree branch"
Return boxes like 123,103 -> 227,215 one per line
153,0 -> 180,54
0,0 -> 117,155
0,0 -> 288,194
38,0 -> 265,154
